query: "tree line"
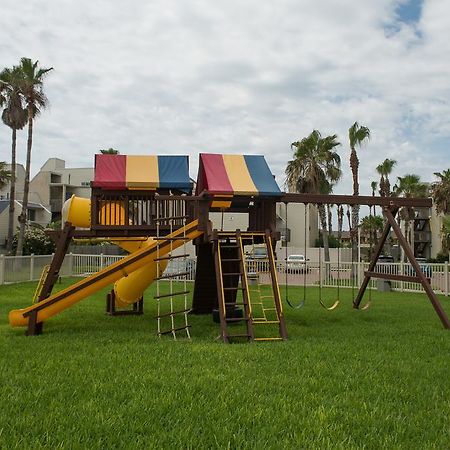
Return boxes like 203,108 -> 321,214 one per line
285,125 -> 450,262
0,58 -> 53,255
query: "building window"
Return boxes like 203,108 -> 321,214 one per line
28,209 -> 36,221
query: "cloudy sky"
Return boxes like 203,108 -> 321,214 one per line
1,0 -> 449,194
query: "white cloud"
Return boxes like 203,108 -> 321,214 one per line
0,0 -> 449,195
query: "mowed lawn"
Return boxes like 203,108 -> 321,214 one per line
1,278 -> 450,449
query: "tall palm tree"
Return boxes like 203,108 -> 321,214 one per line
15,58 -> 53,256
393,174 -> 428,259
348,122 -> 370,262
370,181 -> 377,197
0,67 -> 28,253
285,130 -> 342,262
376,158 -> 397,197
430,169 -> 450,215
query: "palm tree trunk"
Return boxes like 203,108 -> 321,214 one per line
327,204 -> 333,235
6,127 -> 16,254
318,204 -> 330,262
350,148 -> 360,264
16,110 -> 33,256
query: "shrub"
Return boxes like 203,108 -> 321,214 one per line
12,226 -> 55,255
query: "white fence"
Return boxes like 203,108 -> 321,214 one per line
0,254 -> 448,296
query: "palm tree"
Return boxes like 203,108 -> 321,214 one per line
430,169 -> 450,215
100,148 -> 120,154
15,58 -> 53,256
0,162 -> 12,189
360,214 -> 383,259
430,170 -> 450,255
376,158 -> 397,197
0,67 -> 28,253
441,215 -> 450,256
285,130 -> 342,262
370,181 -> 377,197
393,174 -> 428,259
348,122 -> 370,262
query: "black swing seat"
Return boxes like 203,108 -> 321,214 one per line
286,297 -> 305,309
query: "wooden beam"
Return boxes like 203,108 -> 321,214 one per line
384,208 -> 450,329
365,271 -> 430,284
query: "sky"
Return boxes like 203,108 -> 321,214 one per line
1,0 -> 449,195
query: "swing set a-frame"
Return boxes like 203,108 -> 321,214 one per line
281,192 -> 450,330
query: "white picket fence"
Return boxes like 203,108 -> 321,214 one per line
0,254 -> 448,296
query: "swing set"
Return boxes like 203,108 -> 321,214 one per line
280,193 -> 450,330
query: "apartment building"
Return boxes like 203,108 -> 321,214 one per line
0,158 -> 92,247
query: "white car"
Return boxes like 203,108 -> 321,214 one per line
286,254 -> 308,273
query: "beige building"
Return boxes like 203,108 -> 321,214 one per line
0,158 -> 93,248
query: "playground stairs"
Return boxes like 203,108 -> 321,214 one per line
214,231 -> 287,343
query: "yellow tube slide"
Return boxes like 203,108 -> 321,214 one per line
62,195 -> 169,308
9,220 -> 202,327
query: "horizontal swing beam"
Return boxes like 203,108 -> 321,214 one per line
280,193 -> 432,208
365,271 -> 431,284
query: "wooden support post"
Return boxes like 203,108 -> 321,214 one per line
26,222 -> 75,336
353,207 -> 397,308
384,208 -> 450,329
106,289 -> 144,316
265,231 -> 288,340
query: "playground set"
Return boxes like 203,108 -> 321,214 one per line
8,153 -> 450,342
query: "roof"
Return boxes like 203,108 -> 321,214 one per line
196,154 -> 281,197
0,200 -> 48,214
92,154 -> 192,192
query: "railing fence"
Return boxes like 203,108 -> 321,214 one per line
0,254 -> 448,297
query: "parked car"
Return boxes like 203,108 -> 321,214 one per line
246,246 -> 268,260
286,254 -> 309,273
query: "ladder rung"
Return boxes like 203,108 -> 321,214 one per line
262,308 -> 277,312
260,295 -> 274,299
154,290 -> 190,299
158,325 -> 192,335
220,244 -> 238,248
254,337 -> 283,341
253,320 -> 280,324
221,258 -> 241,262
156,308 -> 191,318
155,271 -> 190,280
154,253 -> 190,262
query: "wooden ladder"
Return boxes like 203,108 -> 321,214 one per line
248,232 -> 287,341
214,231 -> 254,343
214,231 -> 287,343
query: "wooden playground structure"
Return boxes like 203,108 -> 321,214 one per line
8,153 -> 450,342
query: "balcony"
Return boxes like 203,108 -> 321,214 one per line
50,198 -> 63,212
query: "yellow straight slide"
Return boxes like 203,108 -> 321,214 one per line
9,220 -> 202,328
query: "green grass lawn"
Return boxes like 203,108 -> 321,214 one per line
1,278 -> 450,449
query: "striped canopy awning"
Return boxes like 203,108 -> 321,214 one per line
93,154 -> 192,192
196,153 -> 281,197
